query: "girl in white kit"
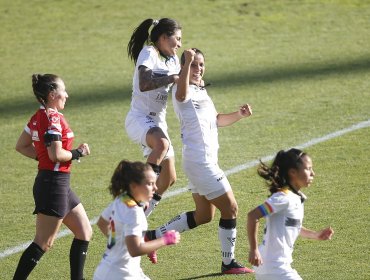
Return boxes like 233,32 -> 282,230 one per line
247,149 -> 334,280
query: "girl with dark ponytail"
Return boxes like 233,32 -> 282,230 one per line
93,160 -> 180,280
247,149 -> 334,280
14,74 -> 92,280
125,18 -> 182,218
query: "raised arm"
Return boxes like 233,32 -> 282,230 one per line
217,104 -> 252,127
175,49 -> 195,102
138,66 -> 179,92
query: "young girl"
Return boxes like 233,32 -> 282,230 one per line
93,160 -> 180,280
144,48 -> 254,274
14,74 -> 92,280
247,149 -> 334,280
125,18 -> 182,217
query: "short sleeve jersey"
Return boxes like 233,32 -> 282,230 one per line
255,189 -> 305,274
172,84 -> 219,163
100,194 -> 147,278
25,107 -> 74,172
129,45 -> 180,123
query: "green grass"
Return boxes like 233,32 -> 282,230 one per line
1,0 -> 369,279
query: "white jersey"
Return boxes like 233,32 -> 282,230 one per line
254,189 -> 305,275
172,84 -> 219,163
129,45 -> 180,123
93,194 -> 148,280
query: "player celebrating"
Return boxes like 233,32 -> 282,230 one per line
247,149 -> 334,280
93,160 -> 180,280
145,48 -> 254,274
125,18 -> 182,217
13,74 -> 92,280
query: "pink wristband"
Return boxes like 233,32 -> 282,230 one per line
163,231 -> 177,245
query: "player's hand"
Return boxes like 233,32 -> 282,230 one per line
317,226 -> 334,240
248,249 -> 262,267
184,48 -> 196,64
77,143 -> 90,157
239,104 -> 252,118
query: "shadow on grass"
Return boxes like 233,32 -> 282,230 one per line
1,55 -> 369,119
178,272 -> 223,280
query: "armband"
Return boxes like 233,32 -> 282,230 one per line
43,132 -> 62,147
71,149 -> 83,160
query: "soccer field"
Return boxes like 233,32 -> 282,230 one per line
1,0 -> 369,279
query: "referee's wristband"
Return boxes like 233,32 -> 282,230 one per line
71,148 -> 83,160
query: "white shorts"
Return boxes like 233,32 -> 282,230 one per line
125,111 -> 174,158
255,264 -> 302,280
93,261 -> 150,280
255,270 -> 302,280
183,160 -> 231,200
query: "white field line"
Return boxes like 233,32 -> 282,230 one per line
1,119 -> 369,259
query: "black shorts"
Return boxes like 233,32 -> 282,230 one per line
33,170 -> 80,218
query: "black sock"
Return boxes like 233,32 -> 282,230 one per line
13,242 -> 45,280
186,211 -> 197,229
70,238 -> 89,280
148,162 -> 162,176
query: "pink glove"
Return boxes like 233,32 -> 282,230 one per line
163,230 -> 178,245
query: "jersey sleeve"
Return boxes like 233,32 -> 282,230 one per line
47,110 -> 62,136
115,202 -> 145,237
137,46 -> 156,70
101,202 -> 114,221
258,192 -> 289,217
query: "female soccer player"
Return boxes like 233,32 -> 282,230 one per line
125,18 -> 182,217
247,149 -> 334,280
145,48 -> 254,274
13,74 -> 92,280
93,160 -> 180,280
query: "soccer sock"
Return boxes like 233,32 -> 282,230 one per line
145,163 -> 162,217
69,238 -> 89,280
144,193 -> 162,217
155,211 -> 197,237
218,218 -> 237,265
13,242 -> 45,280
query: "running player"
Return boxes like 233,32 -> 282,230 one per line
93,160 -> 180,280
13,74 -> 92,280
247,149 -> 334,280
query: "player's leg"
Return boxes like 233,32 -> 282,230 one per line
210,190 -> 253,274
63,203 -> 92,280
13,214 -> 62,279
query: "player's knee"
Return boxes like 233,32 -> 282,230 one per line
152,137 -> 169,153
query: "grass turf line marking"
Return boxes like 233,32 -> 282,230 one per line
1,119 -> 369,259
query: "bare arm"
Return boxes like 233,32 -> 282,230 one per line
15,130 -> 37,160
217,104 -> 252,127
47,141 -> 90,163
97,216 -> 110,237
175,49 -> 195,102
126,230 -> 180,257
300,226 -> 334,240
138,66 -> 179,92
247,207 -> 264,267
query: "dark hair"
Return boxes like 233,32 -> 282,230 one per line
258,148 -> 307,195
127,18 -> 181,64
180,48 -> 204,65
32,74 -> 60,107
109,160 -> 153,198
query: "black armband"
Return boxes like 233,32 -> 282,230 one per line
71,149 -> 83,160
43,132 -> 62,147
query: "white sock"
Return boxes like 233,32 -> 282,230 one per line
155,212 -> 191,237
218,226 -> 236,265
